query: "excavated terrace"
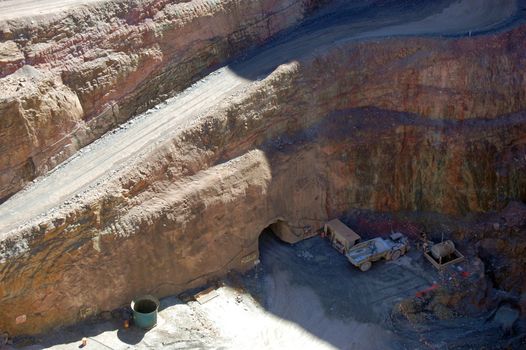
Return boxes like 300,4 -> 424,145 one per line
0,0 -> 525,348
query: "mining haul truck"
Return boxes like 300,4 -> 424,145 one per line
346,232 -> 410,272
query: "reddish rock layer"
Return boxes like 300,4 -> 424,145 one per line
1,24 -> 525,335
0,0 -> 324,202
319,25 -> 526,121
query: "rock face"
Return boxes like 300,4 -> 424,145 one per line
0,41 -> 24,76
1,17 -> 525,336
0,66 -> 83,202
0,0 -> 323,202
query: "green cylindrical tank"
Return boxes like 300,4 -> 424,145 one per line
131,295 -> 159,329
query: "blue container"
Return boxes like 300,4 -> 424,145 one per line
131,295 -> 159,329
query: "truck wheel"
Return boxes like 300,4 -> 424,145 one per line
391,250 -> 401,261
359,261 -> 372,272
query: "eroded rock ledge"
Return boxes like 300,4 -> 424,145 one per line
0,0 -> 324,202
1,21 -> 525,335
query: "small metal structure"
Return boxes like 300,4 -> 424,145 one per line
423,240 -> 464,269
323,219 -> 361,254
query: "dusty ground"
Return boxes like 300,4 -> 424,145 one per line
0,0 -> 107,21
7,231 -> 519,350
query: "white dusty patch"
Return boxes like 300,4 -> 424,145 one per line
204,282 -> 397,350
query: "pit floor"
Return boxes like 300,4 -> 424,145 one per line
10,232 -> 508,350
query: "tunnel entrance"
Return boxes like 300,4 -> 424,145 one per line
258,223 -> 293,247
268,219 -> 295,242
266,219 -> 314,244
246,219 -> 318,270
253,223 -> 292,268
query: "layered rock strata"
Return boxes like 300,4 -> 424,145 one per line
1,21 -> 525,335
0,0 -> 324,202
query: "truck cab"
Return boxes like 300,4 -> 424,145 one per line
324,219 -> 361,254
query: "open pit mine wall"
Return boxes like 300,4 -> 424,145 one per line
1,23 -> 526,336
0,0 -> 325,203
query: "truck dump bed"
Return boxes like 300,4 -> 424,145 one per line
346,238 -> 390,265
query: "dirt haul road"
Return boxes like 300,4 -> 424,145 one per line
0,0 -> 522,235
0,0 -> 107,21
